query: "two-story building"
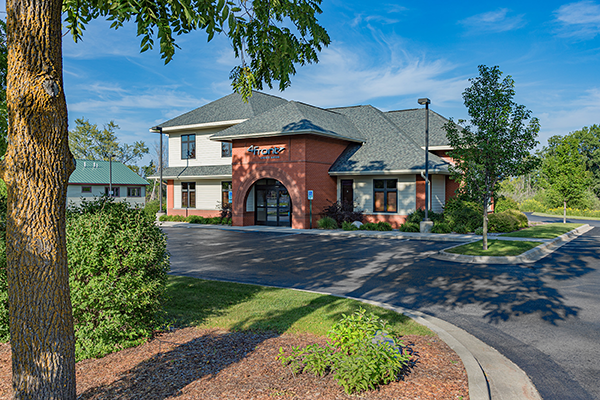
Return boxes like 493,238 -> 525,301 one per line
151,91 -> 458,229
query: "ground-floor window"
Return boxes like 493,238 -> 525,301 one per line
373,179 -> 397,212
222,181 -> 232,206
182,182 -> 196,208
105,187 -> 120,197
127,187 -> 142,197
81,186 -> 92,193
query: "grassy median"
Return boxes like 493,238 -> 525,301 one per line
163,276 -> 432,337
500,223 -> 583,239
446,239 -> 542,256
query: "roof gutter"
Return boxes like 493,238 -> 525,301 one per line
150,119 -> 248,133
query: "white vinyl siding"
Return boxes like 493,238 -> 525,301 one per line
173,180 -> 223,210
168,128 -> 235,168
66,185 -> 145,208
351,175 -> 416,215
431,175 -> 445,213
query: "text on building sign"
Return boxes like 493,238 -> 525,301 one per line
247,145 -> 286,156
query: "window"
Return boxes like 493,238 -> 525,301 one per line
222,181 -> 232,206
127,187 -> 142,197
81,186 -> 92,193
373,179 -> 397,212
221,142 -> 232,157
181,134 -> 196,159
182,182 -> 196,208
105,187 -> 120,197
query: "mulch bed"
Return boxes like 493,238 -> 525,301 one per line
0,327 -> 469,399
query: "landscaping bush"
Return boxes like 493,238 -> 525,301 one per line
144,199 -> 160,219
158,214 -> 187,222
342,221 -> 359,231
431,222 -> 452,234
503,209 -> 529,229
487,212 -> 519,233
474,226 -> 484,235
520,199 -> 546,213
444,197 -> 483,232
494,197 -> 519,213
376,221 -> 393,231
359,222 -> 392,231
192,215 -> 209,223
278,308 -> 410,395
404,209 -> 443,224
320,200 -> 364,227
67,198 -> 170,360
398,222 -> 419,232
317,216 -> 338,230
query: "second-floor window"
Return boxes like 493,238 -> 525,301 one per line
181,134 -> 196,159
222,142 -> 232,157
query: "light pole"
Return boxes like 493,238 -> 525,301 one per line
418,98 -> 432,232
149,126 -> 164,213
108,154 -> 116,197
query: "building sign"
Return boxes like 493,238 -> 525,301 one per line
247,145 -> 286,160
308,190 -> 314,200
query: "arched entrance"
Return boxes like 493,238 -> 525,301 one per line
254,179 -> 292,227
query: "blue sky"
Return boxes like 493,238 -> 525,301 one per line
30,1 -> 600,167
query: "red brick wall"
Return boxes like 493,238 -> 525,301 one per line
167,209 -> 221,218
415,175 -> 426,210
363,214 -> 408,229
232,135 -> 350,229
167,180 -> 174,213
446,176 -> 460,202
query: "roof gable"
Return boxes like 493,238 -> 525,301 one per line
160,91 -> 288,128
385,108 -> 450,147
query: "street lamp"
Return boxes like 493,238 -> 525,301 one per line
149,126 -> 164,213
418,98 -> 431,231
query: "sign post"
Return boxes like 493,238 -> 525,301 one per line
308,190 -> 314,229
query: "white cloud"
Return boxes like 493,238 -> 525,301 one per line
258,42 -> 468,109
459,8 -> 526,33
554,1 -> 600,38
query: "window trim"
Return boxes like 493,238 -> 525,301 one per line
373,179 -> 397,213
221,142 -> 232,158
181,182 -> 196,208
105,186 -> 120,197
81,186 -> 92,193
127,187 -> 142,197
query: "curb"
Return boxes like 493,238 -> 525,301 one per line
432,224 -> 593,264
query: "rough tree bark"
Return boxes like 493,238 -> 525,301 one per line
4,0 -> 77,398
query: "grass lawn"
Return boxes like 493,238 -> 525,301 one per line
446,239 -> 542,256
500,223 -> 583,239
163,276 -> 432,337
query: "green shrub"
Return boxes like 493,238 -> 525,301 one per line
342,221 -> 358,231
67,199 -> 170,360
187,215 -> 206,224
404,209 -> 443,224
453,224 -> 470,234
359,222 -> 378,230
494,197 -> 519,213
474,227 -> 484,235
144,199 -> 160,219
376,221 -> 393,231
320,200 -> 364,227
318,216 -> 338,229
398,222 -> 419,232
444,197 -> 483,232
520,199 -> 546,213
431,222 -> 452,234
503,209 -> 529,229
278,308 -> 410,395
207,217 -> 221,224
487,212 -> 519,233
158,214 -> 187,222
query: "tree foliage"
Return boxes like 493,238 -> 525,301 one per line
568,125 -> 600,197
540,134 -> 591,221
68,117 -> 149,170
63,0 -> 331,95
444,65 -> 540,249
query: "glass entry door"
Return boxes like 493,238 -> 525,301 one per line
255,179 -> 292,227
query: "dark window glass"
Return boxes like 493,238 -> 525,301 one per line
81,186 -> 92,193
182,182 -> 196,208
221,142 -> 232,157
373,179 -> 397,212
105,187 -> 120,197
222,181 -> 232,206
127,187 -> 141,197
181,134 -> 196,159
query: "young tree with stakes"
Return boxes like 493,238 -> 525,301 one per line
444,65 -> 540,250
3,0 -> 330,398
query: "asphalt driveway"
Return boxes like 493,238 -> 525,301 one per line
164,216 -> 600,400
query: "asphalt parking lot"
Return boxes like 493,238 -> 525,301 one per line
164,215 -> 600,400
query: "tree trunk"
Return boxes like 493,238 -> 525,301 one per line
482,203 -> 488,251
563,200 -> 566,224
5,0 -> 76,398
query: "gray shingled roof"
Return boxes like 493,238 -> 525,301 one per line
210,101 -> 366,143
160,91 -> 288,128
328,106 -> 451,174
385,108 -> 450,147
148,165 -> 232,179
